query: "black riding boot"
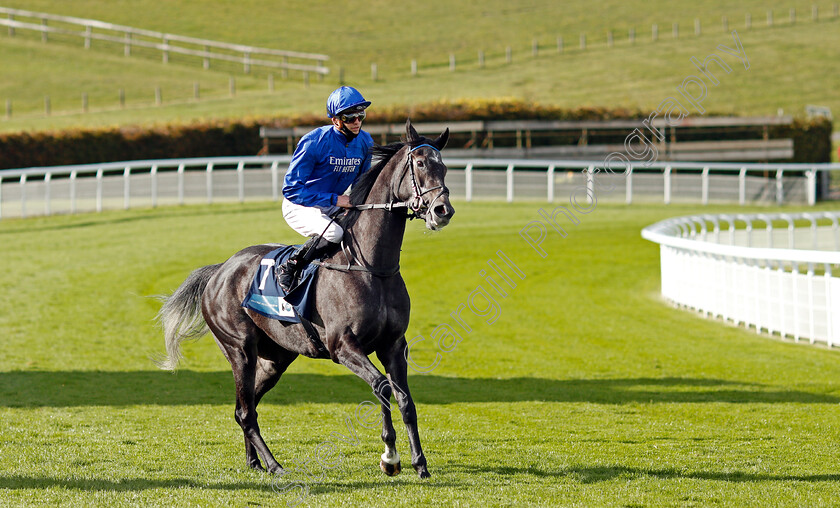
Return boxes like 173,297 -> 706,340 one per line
277,237 -> 334,292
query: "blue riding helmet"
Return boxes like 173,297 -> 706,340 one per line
326,86 -> 371,118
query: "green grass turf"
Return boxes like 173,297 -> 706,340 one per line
0,0 -> 837,132
1,199 -> 840,506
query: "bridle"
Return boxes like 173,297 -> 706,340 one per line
353,143 -> 449,221
318,143 -> 449,277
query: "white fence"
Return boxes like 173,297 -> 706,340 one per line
642,212 -> 840,347
0,156 -> 289,219
1,156 -> 840,220
444,159 -> 837,206
0,6 -> 329,76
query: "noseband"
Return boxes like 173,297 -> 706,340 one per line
354,144 -> 449,221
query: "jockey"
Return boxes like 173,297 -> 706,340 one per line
277,86 -> 374,292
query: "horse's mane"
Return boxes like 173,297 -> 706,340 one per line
336,141 -> 404,229
349,142 -> 404,206
336,136 -> 438,230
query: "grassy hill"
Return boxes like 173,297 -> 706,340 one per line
0,0 -> 837,133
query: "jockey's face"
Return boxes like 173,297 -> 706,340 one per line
332,110 -> 364,136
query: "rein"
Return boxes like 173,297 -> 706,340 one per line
352,144 -> 448,221
318,238 -> 401,277
323,143 -> 446,278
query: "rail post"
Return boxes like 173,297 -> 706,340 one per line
19,174 -> 26,218
506,164 -> 514,202
806,168 -> 816,206
465,163 -> 473,202
123,166 -> 131,210
547,165 -> 555,202
206,163 -> 214,204
44,172 -> 51,216
237,161 -> 245,203
151,165 -> 158,208
775,169 -> 784,205
69,170 -> 77,214
96,169 -> 103,212
177,164 -> 185,205
271,161 -> 280,202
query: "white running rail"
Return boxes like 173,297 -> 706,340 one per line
642,212 -> 840,347
3,156 -> 840,220
0,156 -> 293,219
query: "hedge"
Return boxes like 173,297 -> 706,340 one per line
770,116 -> 833,163
0,121 -> 262,170
0,99 -> 832,170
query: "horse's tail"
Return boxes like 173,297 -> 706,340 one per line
155,264 -> 222,371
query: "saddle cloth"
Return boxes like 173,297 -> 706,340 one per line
240,246 -> 319,323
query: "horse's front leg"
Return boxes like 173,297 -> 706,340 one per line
377,336 -> 430,479
371,374 -> 401,476
328,331 -> 397,469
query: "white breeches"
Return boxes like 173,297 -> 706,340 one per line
282,198 -> 345,243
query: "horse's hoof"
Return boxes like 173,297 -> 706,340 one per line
248,461 -> 265,472
267,464 -> 285,475
415,466 -> 431,479
380,459 -> 401,476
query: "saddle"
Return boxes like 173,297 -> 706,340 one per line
241,245 -> 327,355
241,246 -> 320,323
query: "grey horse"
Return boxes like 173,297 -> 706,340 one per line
157,120 -> 453,479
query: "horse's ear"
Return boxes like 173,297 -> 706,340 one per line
405,118 -> 420,143
432,128 -> 450,151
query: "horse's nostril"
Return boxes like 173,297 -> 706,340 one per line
434,205 -> 448,218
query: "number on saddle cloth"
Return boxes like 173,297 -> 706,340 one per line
240,246 -> 320,322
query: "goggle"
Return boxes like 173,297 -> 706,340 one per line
339,111 -> 366,123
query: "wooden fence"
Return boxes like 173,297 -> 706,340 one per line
367,4 -> 840,79
260,116 -> 795,162
0,6 -> 329,77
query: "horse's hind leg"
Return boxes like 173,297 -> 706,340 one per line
243,343 -> 299,471
377,336 -> 430,479
213,328 -> 285,474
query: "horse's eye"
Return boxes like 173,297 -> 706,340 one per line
417,160 -> 425,168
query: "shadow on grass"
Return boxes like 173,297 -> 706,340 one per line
4,467 -> 836,495
456,464 -> 840,484
305,478 -> 461,495
0,473 -> 458,494
1,371 -> 837,407
0,474 -> 277,493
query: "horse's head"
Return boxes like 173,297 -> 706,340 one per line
398,119 -> 454,231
